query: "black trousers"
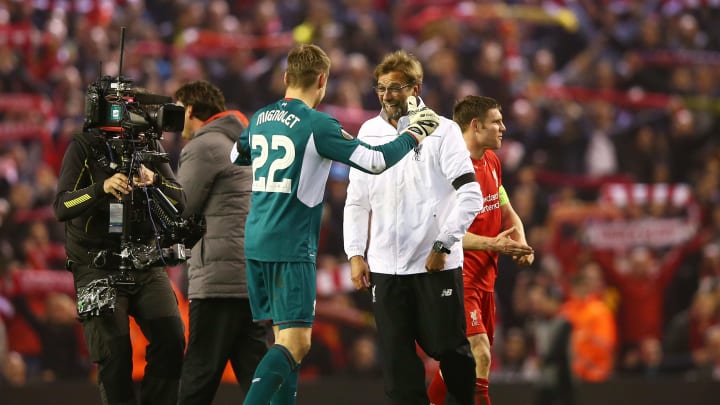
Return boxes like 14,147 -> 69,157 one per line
371,269 -> 475,405
179,298 -> 269,405
77,267 -> 185,405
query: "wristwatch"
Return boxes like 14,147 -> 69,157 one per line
432,240 -> 451,254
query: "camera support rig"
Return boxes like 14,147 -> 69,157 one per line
82,27 -> 201,285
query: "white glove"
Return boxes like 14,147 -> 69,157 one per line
402,96 -> 440,143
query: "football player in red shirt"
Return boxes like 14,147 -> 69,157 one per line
428,95 -> 535,405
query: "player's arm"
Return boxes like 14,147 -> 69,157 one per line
499,187 -> 534,265
462,232 -> 502,251
345,133 -> 417,174
500,200 -> 528,246
464,226 -> 534,259
316,97 -> 440,174
463,185 -> 534,263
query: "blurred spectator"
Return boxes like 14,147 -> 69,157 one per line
1,351 -> 27,387
344,333 -> 381,378
527,281 -> 575,405
619,336 -> 664,378
470,39 -> 514,110
617,125 -> 668,183
11,293 -> 90,382
22,220 -> 65,270
592,233 -> 706,359
584,101 -> 619,177
4,295 -> 43,379
560,271 -> 616,382
0,312 -> 7,369
663,287 -> 720,374
3,182 -> 36,262
700,325 -> 720,381
700,242 -> 720,288
666,108 -> 711,182
492,327 -> 538,383
31,163 -> 58,208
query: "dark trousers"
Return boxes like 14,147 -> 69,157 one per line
78,267 -> 185,405
179,298 -> 269,405
371,269 -> 475,405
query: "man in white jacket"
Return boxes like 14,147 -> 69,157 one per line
344,50 -> 484,405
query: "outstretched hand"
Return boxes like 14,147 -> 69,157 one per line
494,226 -> 534,257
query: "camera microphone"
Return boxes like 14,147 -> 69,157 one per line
133,93 -> 173,105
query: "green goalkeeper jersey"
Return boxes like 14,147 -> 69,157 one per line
232,98 -> 417,263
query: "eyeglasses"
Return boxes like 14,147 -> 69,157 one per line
373,82 -> 414,95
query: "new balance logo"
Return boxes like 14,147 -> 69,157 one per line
440,289 -> 453,297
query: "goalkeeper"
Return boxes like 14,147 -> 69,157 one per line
231,43 -> 441,405
344,50 -> 484,405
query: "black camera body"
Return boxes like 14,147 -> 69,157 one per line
84,75 -> 185,137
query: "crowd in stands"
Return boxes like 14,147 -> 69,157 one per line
1,0 -> 720,390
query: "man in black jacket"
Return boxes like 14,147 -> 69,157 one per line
54,103 -> 186,405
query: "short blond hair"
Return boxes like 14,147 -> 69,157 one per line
285,44 -> 331,89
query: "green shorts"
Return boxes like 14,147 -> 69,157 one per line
246,259 -> 316,329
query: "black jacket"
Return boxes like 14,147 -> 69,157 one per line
53,131 -> 186,265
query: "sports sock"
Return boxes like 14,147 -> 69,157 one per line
270,368 -> 299,405
427,369 -> 447,405
474,378 -> 490,405
243,345 -> 298,405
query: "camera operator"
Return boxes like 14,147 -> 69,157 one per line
53,119 -> 186,403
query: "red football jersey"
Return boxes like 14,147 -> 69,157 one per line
463,150 -> 503,292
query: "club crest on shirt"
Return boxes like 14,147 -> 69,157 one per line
413,144 -> 423,161
492,169 -> 498,188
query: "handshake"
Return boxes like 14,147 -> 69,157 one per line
402,96 -> 441,143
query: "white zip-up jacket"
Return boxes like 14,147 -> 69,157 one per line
343,108 -> 484,275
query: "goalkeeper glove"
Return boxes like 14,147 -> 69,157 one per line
402,96 -> 440,143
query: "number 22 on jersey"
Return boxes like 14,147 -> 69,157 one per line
251,134 -> 295,193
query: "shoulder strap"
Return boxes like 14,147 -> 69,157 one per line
72,131 -> 96,156
73,131 -> 115,173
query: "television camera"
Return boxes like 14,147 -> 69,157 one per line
80,27 -> 203,294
